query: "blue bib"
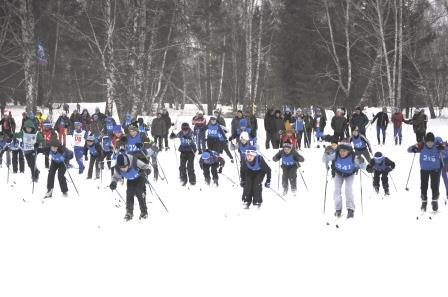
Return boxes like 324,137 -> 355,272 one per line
294,119 -> 304,132
420,146 -> 441,171
102,137 -> 112,152
106,121 -> 114,132
88,144 -> 99,156
373,157 -> 388,171
246,156 -> 261,171
352,136 -> 366,149
207,124 -> 220,139
50,151 -> 65,163
121,167 -> 140,180
334,154 -> 355,175
281,153 -> 295,166
127,134 -> 142,153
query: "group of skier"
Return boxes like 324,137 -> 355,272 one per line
1,104 -> 447,222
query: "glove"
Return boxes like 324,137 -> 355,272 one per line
228,136 -> 233,141
240,180 -> 245,188
169,131 -> 176,139
230,159 -> 234,164
144,168 -> 151,176
385,166 -> 393,173
85,155 -> 88,161
264,181 -> 271,188
366,165 -> 373,173
34,142 -> 40,149
356,156 -> 365,164
218,166 -> 223,174
411,147 -> 418,153
109,181 -> 117,190
135,142 -> 143,149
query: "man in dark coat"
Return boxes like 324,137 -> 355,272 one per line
151,112 -> 168,150
404,108 -> 428,142
350,106 -> 369,136
264,108 -> 275,149
331,109 -> 347,141
161,108 -> 172,149
272,110 -> 284,149
371,107 -> 390,145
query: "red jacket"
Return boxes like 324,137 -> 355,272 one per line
282,133 -> 298,148
391,112 -> 404,129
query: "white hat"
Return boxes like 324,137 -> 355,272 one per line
240,131 -> 250,141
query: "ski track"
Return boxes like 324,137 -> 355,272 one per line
1,105 -> 448,297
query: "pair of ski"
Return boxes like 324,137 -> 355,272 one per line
416,210 -> 439,221
326,215 -> 352,228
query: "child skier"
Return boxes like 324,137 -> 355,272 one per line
272,141 -> 305,196
44,137 -> 74,198
125,124 -> 152,164
72,121 -> 87,174
240,147 -> 271,208
109,152 -> 151,221
41,120 -> 58,169
350,126 -> 372,162
14,119 -> 45,182
7,133 -> 24,173
170,122 -> 197,186
323,141 -> 365,218
101,135 -> 114,170
201,116 -> 226,152
199,150 -> 225,186
366,152 -> 395,196
408,132 -> 445,212
0,131 -> 10,168
84,135 -> 103,179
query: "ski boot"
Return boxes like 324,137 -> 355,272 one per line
384,189 -> 390,196
139,212 -> 148,220
282,188 -> 288,196
62,192 -> 68,197
124,212 -> 133,221
335,209 -> 342,218
189,180 -> 196,186
432,199 -> 438,212
181,180 -> 187,186
374,187 -> 379,194
205,178 -> 211,186
253,202 -> 262,208
243,202 -> 251,209
347,209 -> 354,219
44,189 -> 53,198
213,179 -> 219,187
421,200 -> 427,212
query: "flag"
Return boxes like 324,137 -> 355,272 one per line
36,38 -> 48,65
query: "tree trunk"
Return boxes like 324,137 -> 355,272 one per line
104,0 -> 116,117
216,36 -> 226,107
244,0 -> 253,109
131,0 -> 146,116
359,46 -> 381,106
252,1 -> 263,112
19,0 -> 37,112
396,0 -> 403,108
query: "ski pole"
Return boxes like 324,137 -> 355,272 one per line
221,172 -> 238,186
323,167 -> 329,214
173,136 -> 179,167
268,187 -> 286,202
64,162 -> 80,196
114,188 -> 125,204
231,143 -> 240,179
360,171 -> 364,215
145,177 -> 169,213
277,161 -> 281,190
298,167 -> 309,192
156,158 -> 168,184
389,173 -> 398,192
405,153 -> 416,191
32,149 -> 38,194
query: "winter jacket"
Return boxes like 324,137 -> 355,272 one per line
405,113 -> 427,134
272,149 -> 304,168
350,112 -> 369,132
264,111 -> 275,133
331,115 -> 347,134
372,112 -> 389,128
240,155 -> 271,183
54,115 -> 71,131
161,113 -> 172,133
391,112 -> 404,129
151,117 -> 168,137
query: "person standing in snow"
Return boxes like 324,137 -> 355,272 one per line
323,141 -> 365,219
313,107 -> 326,148
371,107 -> 390,145
44,137 -> 73,198
272,141 -> 304,196
71,121 -> 87,174
199,150 -> 225,187
240,147 -> 271,208
408,132 -> 445,212
391,107 -> 404,145
84,135 -> 103,180
293,109 -> 305,149
349,127 -> 372,163
350,106 -> 369,136
170,122 -> 197,186
331,109 -> 347,142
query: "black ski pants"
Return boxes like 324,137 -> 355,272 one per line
126,176 -> 147,215
47,161 -> 68,193
180,151 -> 196,183
421,169 -> 440,201
242,170 -> 265,205
282,166 -> 297,192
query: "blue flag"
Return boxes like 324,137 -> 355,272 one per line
36,38 -> 48,65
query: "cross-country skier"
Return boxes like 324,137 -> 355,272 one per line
437,137 -> 448,200
366,152 -> 395,196
201,115 -> 226,152
349,126 -> 372,162
14,119 -> 45,182
109,152 -> 151,221
371,107 -> 389,145
7,132 -> 24,173
44,137 -> 74,198
84,135 -> 103,179
323,141 -> 365,219
170,122 -> 197,186
240,147 -> 271,208
272,140 -> 305,196
199,150 -> 225,186
41,120 -> 58,169
408,132 -> 445,212
71,122 -> 87,174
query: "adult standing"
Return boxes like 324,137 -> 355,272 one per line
371,107 -> 390,145
391,107 -> 404,145
350,106 -> 369,136
272,110 -> 284,149
264,108 -> 275,149
161,108 -> 172,149
331,109 -> 347,142
151,112 -> 167,150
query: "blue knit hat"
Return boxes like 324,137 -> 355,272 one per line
240,118 -> 248,127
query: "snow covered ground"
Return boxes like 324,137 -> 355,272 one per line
1,106 -> 448,297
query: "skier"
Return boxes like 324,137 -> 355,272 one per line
41,120 -> 58,169
272,141 -> 305,196
437,137 -> 448,199
109,152 -> 151,221
280,128 -> 297,149
240,148 -> 271,208
313,108 -> 326,148
192,111 -> 207,154
201,115 -> 226,152
293,109 -> 305,149
0,131 -> 10,168
371,107 -> 389,145
71,121 -> 87,174
199,150 -> 225,186
170,122 -> 197,186
366,152 -> 395,196
124,124 -> 152,164
103,115 -> 117,137
8,133 -> 24,173
14,119 -> 44,182
349,126 -> 372,162
302,110 -> 314,148
44,137 -> 74,198
408,132 -> 445,212
391,107 -> 404,145
84,135 -> 103,180
54,111 -> 71,146
229,118 -> 256,145
323,141 -> 365,219
101,135 -> 114,170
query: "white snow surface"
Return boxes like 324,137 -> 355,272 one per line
1,106 -> 448,297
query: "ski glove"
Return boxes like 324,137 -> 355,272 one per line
366,165 -> 373,173
411,147 -> 418,153
109,181 -> 117,190
264,181 -> 270,188
218,166 -> 223,174
240,180 -> 245,188
230,159 -> 234,164
135,143 -> 143,149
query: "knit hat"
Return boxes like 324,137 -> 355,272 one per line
23,120 -> 35,130
240,131 -> 250,141
181,122 -> 190,130
240,118 -> 248,127
338,140 -> 352,151
283,141 -> 293,149
209,116 -> 217,121
86,135 -> 95,142
425,132 -> 435,143
355,106 -> 361,111
330,136 -> 339,145
435,136 -> 443,145
246,147 -> 258,158
113,125 -> 122,133
43,121 -> 52,128
201,151 -> 210,160
49,137 -> 60,147
128,124 -> 137,131
284,107 -> 291,113
116,154 -> 129,167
